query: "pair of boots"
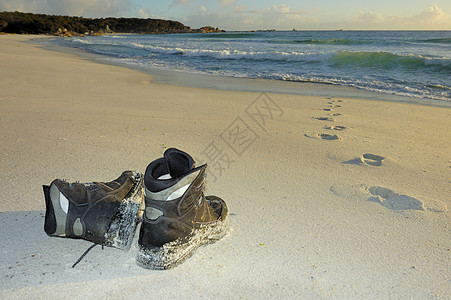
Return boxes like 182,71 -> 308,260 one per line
43,148 -> 229,270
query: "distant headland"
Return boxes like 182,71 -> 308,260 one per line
0,11 -> 224,36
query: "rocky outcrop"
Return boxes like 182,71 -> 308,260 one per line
0,12 -> 226,36
0,11 -> 190,35
195,26 -> 224,33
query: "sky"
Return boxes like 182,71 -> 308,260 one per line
1,0 -> 451,30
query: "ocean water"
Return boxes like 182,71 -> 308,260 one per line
49,31 -> 451,103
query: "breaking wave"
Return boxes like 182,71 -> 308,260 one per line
285,38 -> 370,45
331,51 -> 451,71
419,38 -> 451,44
131,42 -> 311,61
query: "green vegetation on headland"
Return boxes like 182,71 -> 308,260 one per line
0,11 -> 224,36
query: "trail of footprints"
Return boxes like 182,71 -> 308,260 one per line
309,98 -> 388,168
308,98 -> 347,141
314,99 -> 447,214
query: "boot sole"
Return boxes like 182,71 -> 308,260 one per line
136,214 -> 229,270
104,172 -> 144,251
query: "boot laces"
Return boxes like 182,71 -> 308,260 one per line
72,243 -> 104,268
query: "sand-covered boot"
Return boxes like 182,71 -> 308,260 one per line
137,148 -> 229,269
43,171 -> 144,251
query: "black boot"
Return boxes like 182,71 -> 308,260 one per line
43,171 -> 144,251
137,148 -> 229,269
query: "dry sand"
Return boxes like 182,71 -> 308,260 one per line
0,35 -> 450,299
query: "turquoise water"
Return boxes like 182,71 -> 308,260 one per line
50,31 -> 451,102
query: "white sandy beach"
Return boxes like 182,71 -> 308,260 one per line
0,34 -> 450,299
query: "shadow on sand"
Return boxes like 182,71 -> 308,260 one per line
0,211 -> 151,290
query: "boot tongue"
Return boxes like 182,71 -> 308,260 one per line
164,148 -> 195,178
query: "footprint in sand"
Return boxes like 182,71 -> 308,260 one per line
330,184 -> 448,213
362,153 -> 385,166
324,125 -> 347,131
328,99 -> 343,104
343,153 -> 385,166
305,133 -> 342,141
319,133 -> 341,140
315,117 -> 335,122
365,186 -> 425,211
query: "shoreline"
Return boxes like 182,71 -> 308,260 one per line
32,35 -> 451,108
1,34 -> 450,299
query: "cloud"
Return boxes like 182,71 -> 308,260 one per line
229,4 -> 312,29
0,0 -> 131,17
412,4 -> 449,24
236,4 -> 309,15
184,4 -> 313,30
356,11 -> 387,25
353,4 -> 451,29
47,0 -> 130,17
137,8 -> 150,19
266,5 -> 313,29
185,3 -> 451,30
270,4 -> 291,14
